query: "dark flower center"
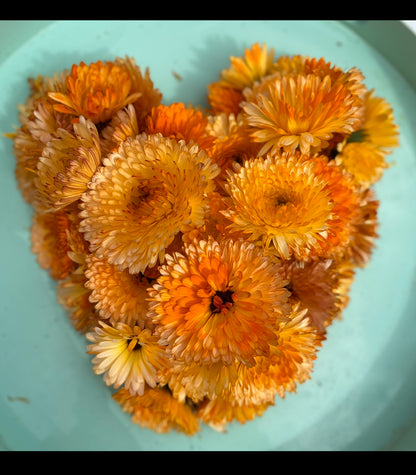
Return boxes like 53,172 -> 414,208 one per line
126,338 -> 141,351
210,289 -> 234,314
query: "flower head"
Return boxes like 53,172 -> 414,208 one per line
207,42 -> 275,115
31,204 -> 80,280
145,102 -> 215,150
280,258 -> 343,332
113,386 -> 200,435
148,237 -> 290,366
358,89 -> 399,151
242,73 -> 362,155
36,116 -> 101,210
84,254 -> 158,328
336,141 -> 389,189
223,153 -> 335,260
48,59 -> 142,124
79,133 -> 219,274
86,321 -> 169,396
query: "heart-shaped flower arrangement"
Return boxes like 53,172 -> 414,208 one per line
10,43 -> 399,435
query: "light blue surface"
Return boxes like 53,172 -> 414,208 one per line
1,20 -> 416,451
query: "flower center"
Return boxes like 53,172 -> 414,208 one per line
210,289 -> 234,314
126,338 -> 142,352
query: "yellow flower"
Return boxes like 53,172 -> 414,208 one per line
113,386 -> 200,435
220,42 -> 276,90
79,133 -> 219,274
242,73 -> 362,155
223,153 -> 334,260
358,89 -> 399,151
36,116 -> 102,210
336,141 -> 389,189
207,42 -> 275,115
86,321 -> 169,396
148,237 -> 290,367
84,254 -> 157,328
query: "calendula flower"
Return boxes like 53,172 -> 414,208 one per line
221,43 -> 276,91
242,73 -> 362,155
196,304 -> 324,430
335,141 -> 389,189
223,153 -> 335,260
238,304 -> 324,402
113,386 -> 200,435
48,59 -> 142,124
206,83 -> 245,116
148,237 -> 290,367
280,258 -> 342,333
30,204 -> 80,280
343,188 -> 379,267
11,97 -> 73,206
159,360 -> 239,403
306,153 -> 362,259
36,116 -> 101,210
56,220 -> 99,333
145,102 -> 215,150
357,89 -> 399,151
196,396 -> 272,432
207,43 -> 276,115
57,267 -> 100,334
86,321 -> 169,396
205,112 -> 261,191
100,104 -> 139,156
12,125 -> 46,204
84,254 -> 157,328
181,191 -> 244,244
79,133 -> 219,274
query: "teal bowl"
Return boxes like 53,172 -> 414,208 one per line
1,20 -> 416,451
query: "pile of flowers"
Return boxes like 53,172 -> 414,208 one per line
9,43 -> 399,435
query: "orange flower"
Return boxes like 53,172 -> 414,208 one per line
48,59 -> 142,124
36,116 -> 102,210
84,254 -> 157,328
57,267 -> 99,334
113,386 -> 200,435
196,397 -> 272,432
205,112 -> 261,192
305,153 -> 362,259
223,153 -> 334,260
358,89 -> 399,151
146,102 -> 215,150
148,237 -> 290,366
159,360 -> 239,403
31,204 -> 80,280
206,83 -> 245,116
343,188 -> 379,268
220,42 -> 276,91
100,104 -> 139,156
79,133 -> 219,274
115,55 -> 162,129
280,258 -> 343,333
242,73 -> 362,155
207,43 -> 275,115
